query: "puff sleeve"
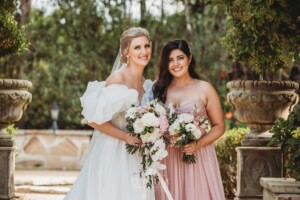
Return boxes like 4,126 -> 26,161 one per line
80,81 -> 139,125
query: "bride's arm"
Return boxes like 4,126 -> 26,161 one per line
183,82 -> 225,154
88,122 -> 141,146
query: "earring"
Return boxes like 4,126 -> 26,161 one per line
126,57 -> 129,64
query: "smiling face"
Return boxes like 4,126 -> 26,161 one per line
126,36 -> 152,68
168,49 -> 192,78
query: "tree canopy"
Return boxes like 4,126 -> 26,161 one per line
0,0 -> 232,129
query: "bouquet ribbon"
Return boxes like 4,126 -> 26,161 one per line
157,172 -> 174,200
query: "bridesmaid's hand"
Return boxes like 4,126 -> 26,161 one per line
125,135 -> 142,146
182,141 -> 198,155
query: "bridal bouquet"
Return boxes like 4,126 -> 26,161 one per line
125,99 -> 169,188
167,104 -> 208,164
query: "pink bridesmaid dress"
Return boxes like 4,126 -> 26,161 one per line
155,99 -> 225,200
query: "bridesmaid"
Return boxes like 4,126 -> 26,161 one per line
153,39 -> 225,200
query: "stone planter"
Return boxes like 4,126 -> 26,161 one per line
227,80 -> 299,200
227,80 -> 299,146
0,79 -> 32,200
260,177 -> 300,200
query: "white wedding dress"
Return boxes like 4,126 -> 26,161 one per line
64,80 -> 155,200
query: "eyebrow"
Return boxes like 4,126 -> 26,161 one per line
133,43 -> 150,48
169,54 -> 185,59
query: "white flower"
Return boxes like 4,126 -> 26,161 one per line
145,162 -> 166,176
141,112 -> 160,127
125,107 -> 138,119
192,129 -> 202,139
140,133 -> 152,143
156,163 -> 166,171
150,138 -> 165,152
185,123 -> 197,132
151,148 -> 168,162
178,113 -> 194,123
133,118 -> 145,133
168,119 -> 180,136
148,128 -> 162,143
155,104 -> 166,116
145,167 -> 156,176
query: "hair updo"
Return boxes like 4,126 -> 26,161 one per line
119,27 -> 151,63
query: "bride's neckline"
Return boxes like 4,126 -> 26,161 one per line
106,80 -> 150,102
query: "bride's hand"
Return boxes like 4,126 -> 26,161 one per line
125,135 -> 142,146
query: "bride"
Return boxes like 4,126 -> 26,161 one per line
64,27 -> 155,200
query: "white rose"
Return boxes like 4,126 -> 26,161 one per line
141,112 -> 160,127
133,118 -> 145,133
155,104 -> 166,116
192,129 -> 202,139
148,128 -> 162,143
185,123 -> 197,132
168,119 -> 180,136
151,148 -> 168,162
178,113 -> 194,123
125,107 -> 138,119
150,138 -> 165,152
141,133 -> 151,143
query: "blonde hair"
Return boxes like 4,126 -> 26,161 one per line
119,27 -> 150,63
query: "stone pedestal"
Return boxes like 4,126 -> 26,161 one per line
260,177 -> 300,200
0,144 -> 15,200
235,147 -> 282,200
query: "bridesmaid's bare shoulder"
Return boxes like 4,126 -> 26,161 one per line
194,79 -> 214,92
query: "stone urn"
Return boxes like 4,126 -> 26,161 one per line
227,80 -> 299,146
0,79 -> 32,200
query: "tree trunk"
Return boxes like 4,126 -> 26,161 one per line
140,0 -> 146,26
161,0 -> 165,22
20,0 -> 31,24
184,0 -> 193,36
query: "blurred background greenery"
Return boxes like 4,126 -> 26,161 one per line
1,0 -> 251,129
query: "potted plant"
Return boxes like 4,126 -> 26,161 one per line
216,0 -> 300,146
260,106 -> 300,199
0,1 -> 32,199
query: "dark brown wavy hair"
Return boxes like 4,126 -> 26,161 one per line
152,39 -> 200,103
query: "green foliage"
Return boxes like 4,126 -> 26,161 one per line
0,0 -> 29,57
1,1 -> 232,129
19,1 -> 138,129
215,127 -> 248,199
270,106 -> 300,181
216,0 -> 300,76
6,124 -> 18,135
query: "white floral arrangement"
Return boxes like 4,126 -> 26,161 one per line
167,104 -> 208,164
125,99 -> 169,188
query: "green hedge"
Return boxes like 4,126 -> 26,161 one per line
215,127 -> 248,199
